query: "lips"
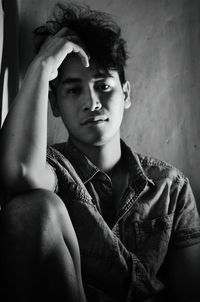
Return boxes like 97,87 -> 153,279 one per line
80,115 -> 109,125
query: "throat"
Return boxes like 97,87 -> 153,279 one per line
93,144 -> 121,172
70,136 -> 122,172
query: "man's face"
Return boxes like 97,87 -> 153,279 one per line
52,54 -> 131,147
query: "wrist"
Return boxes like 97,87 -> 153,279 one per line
28,56 -> 53,81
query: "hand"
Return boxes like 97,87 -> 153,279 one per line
35,27 -> 90,81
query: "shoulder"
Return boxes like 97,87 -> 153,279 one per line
47,142 -> 85,186
134,153 -> 200,236
47,142 -> 66,159
47,142 -> 72,167
135,151 -> 188,187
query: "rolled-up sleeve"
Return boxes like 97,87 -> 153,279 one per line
170,179 -> 200,248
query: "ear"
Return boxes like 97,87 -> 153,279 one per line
122,81 -> 131,109
49,90 -> 60,117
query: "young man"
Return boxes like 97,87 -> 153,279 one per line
0,3 -> 200,302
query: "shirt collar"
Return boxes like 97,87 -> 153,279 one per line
63,139 -> 155,187
120,140 -> 155,188
64,139 -> 100,184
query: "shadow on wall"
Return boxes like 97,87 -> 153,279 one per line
0,0 -> 19,126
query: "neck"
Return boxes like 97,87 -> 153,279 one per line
70,133 -> 122,172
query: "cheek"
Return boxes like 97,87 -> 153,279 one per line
112,102 -> 125,127
58,102 -> 76,122
108,94 -> 125,114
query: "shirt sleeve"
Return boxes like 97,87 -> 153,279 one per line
47,162 -> 58,193
170,178 -> 200,248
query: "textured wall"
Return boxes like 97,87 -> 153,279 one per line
18,0 -> 200,208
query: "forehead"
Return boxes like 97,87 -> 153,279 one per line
58,53 -> 121,83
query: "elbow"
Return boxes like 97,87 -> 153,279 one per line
0,161 -> 39,194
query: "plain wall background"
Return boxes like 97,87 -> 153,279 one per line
2,0 -> 200,208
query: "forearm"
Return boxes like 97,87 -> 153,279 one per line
0,58 -> 50,190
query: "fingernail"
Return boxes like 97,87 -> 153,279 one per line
85,61 -> 90,68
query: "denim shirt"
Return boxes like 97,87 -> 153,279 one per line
47,139 -> 200,302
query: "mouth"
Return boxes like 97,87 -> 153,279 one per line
80,115 -> 109,126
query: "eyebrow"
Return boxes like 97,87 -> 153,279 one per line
61,78 -> 81,85
61,72 -> 114,85
94,71 -> 114,78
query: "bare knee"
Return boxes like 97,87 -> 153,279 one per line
0,189 -> 68,241
0,190 -> 84,302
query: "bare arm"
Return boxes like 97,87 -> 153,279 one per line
165,243 -> 200,301
0,28 -> 89,194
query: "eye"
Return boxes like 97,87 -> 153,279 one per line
96,83 -> 111,92
65,87 -> 82,95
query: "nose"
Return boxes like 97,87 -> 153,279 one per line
82,87 -> 102,112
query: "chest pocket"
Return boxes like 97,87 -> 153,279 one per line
131,214 -> 174,275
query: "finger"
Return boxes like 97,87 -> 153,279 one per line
54,27 -> 71,37
55,27 -> 79,40
39,28 -> 68,47
54,29 -> 90,67
72,45 -> 90,68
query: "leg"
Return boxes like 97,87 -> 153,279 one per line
0,189 -> 87,302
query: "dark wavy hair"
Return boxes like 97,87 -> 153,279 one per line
33,2 -> 128,84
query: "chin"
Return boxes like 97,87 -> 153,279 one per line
69,126 -> 119,147
80,137 -> 107,147
77,132 -> 118,147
